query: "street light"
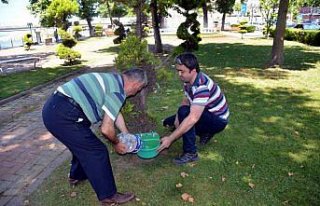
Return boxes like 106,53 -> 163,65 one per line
27,22 -> 33,41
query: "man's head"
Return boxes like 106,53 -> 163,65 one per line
123,68 -> 148,96
174,53 -> 200,84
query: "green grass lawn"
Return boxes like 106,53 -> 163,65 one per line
0,66 -> 82,99
29,38 -> 320,205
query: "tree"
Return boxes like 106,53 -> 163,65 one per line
175,0 -> 202,52
215,0 -> 236,31
200,0 -> 213,28
259,0 -> 278,38
77,0 -> 99,37
1,0 -> 8,3
150,0 -> 163,53
45,0 -> 79,30
267,0 -> 289,67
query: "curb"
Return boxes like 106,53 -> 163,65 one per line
0,67 -> 88,106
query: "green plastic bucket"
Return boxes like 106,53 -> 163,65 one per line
137,132 -> 160,159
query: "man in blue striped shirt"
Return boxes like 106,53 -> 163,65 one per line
42,68 -> 147,205
158,53 -> 229,165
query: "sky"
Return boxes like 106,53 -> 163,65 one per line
0,0 -> 38,27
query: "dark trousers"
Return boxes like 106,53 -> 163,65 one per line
164,105 -> 228,154
42,93 -> 116,201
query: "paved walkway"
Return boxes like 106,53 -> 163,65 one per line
0,34 -> 185,206
0,36 -> 117,206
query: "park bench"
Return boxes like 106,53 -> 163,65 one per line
0,57 -> 40,73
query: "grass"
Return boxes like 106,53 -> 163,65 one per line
0,66 -> 82,99
29,38 -> 320,205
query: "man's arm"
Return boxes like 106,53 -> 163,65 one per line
101,113 -> 126,154
115,112 -> 129,133
158,104 -> 205,152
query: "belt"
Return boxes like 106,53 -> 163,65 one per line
54,91 -> 81,109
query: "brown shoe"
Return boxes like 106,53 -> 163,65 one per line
100,192 -> 135,205
68,178 -> 84,187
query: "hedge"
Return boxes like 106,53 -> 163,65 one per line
270,28 -> 320,46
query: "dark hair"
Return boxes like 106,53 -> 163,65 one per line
175,52 -> 200,72
123,68 -> 148,87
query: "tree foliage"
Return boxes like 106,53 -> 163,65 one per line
45,0 -> 79,29
215,0 -> 236,30
259,0 -> 278,38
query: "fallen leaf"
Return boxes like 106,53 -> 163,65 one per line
236,161 -> 239,165
209,176 -> 213,179
248,182 -> 255,189
252,164 -> 255,169
221,176 -> 226,182
176,183 -> 183,188
189,163 -> 197,167
288,172 -> 294,177
135,198 -> 141,201
180,172 -> 189,178
142,202 -> 147,206
213,140 -> 218,143
188,196 -> 194,203
70,191 -> 77,197
24,200 -> 30,205
181,193 -> 194,202
181,193 -> 190,201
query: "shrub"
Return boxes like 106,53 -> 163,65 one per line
95,24 -> 103,37
73,25 -> 83,40
115,35 -> 157,70
269,28 -> 320,46
56,44 -> 81,65
58,29 -> 77,48
239,20 -> 248,25
156,67 -> 174,82
171,45 -> 185,57
23,33 -> 33,51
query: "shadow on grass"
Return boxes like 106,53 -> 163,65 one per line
95,45 -> 119,54
196,43 -> 320,71
200,71 -> 320,205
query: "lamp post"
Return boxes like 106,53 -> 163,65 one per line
27,22 -> 33,41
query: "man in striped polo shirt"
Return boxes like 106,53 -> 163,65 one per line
158,53 -> 229,165
42,68 -> 147,205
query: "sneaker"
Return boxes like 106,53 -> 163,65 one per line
100,192 -> 135,206
199,135 -> 214,145
173,153 -> 199,165
68,178 -> 84,187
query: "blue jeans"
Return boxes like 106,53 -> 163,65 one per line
42,92 -> 116,200
174,105 -> 228,154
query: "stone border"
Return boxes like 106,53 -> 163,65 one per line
0,67 -> 87,106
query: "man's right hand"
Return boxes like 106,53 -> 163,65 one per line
157,136 -> 173,152
113,142 -> 127,154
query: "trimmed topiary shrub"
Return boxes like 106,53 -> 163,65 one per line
56,44 -> 81,64
95,24 -> 103,37
23,33 -> 33,51
73,25 -> 83,40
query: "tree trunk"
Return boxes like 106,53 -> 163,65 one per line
135,0 -> 144,38
267,0 -> 289,68
151,0 -> 163,53
202,2 -> 208,28
221,13 -> 226,31
106,0 -> 113,27
86,18 -> 94,37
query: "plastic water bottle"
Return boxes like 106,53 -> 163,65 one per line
117,133 -> 142,153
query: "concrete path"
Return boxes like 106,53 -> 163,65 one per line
0,34 -> 184,206
0,36 -> 117,206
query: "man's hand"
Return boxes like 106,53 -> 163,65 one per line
157,136 -> 173,152
113,142 -> 127,154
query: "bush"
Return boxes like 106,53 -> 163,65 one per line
23,33 -> 33,51
269,28 -> 320,46
95,24 -> 103,37
72,25 -> 83,40
56,44 -> 81,65
171,45 -> 185,57
156,68 -> 174,82
239,20 -> 248,25
115,35 -> 157,70
58,29 -> 77,48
